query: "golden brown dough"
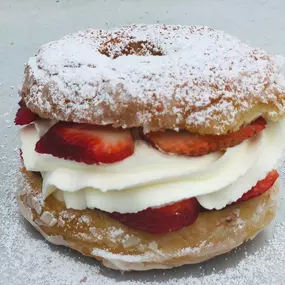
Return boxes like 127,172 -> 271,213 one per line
18,168 -> 278,271
20,25 -> 285,135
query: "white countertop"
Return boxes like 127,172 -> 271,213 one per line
1,0 -> 285,284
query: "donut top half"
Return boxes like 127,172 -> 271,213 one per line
19,24 -> 285,135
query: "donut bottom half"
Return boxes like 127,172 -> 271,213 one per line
17,168 -> 278,271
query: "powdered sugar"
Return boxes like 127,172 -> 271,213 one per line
39,211 -> 57,226
21,24 -> 285,134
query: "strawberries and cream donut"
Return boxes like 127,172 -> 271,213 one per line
16,24 -> 285,271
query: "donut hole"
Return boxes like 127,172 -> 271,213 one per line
99,37 -> 163,59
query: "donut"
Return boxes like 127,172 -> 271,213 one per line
20,24 -> 285,135
15,24 -> 285,271
18,168 -> 278,271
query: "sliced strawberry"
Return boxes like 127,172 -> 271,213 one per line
35,122 -> 135,164
18,98 -> 25,107
143,117 -> 266,156
14,106 -> 38,126
110,197 -> 200,234
236,170 -> 279,203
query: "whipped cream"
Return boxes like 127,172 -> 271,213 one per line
197,120 -> 284,209
20,120 -> 285,213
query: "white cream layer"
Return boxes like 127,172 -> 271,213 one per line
20,120 -> 285,213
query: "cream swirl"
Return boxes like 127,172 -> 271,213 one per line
20,120 -> 285,213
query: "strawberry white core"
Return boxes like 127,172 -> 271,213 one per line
20,120 -> 285,213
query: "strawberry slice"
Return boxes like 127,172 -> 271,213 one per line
110,197 -> 200,234
236,170 -> 279,203
20,148 -> 23,161
35,122 -> 135,164
14,106 -> 38,126
143,117 -> 266,156
18,98 -> 25,107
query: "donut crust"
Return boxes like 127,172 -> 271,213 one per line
19,25 -> 285,135
17,168 -> 278,271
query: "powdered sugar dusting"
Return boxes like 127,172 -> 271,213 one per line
21,24 -> 285,134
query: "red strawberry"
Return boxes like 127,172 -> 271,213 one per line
110,197 -> 200,234
35,122 -> 135,164
18,98 -> 25,107
236,170 -> 279,203
143,117 -> 266,157
14,106 -> 38,125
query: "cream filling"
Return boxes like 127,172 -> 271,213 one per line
20,120 -> 285,213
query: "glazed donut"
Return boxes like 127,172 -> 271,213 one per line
18,168 -> 278,271
20,24 -> 285,135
